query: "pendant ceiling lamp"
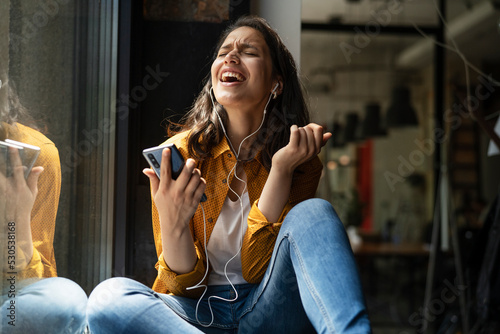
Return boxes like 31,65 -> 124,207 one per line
385,87 -> 419,128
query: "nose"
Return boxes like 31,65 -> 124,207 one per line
224,50 -> 239,64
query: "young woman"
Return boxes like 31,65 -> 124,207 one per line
88,16 -> 371,333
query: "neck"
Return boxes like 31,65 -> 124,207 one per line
225,108 -> 265,160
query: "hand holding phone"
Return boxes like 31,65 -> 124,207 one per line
0,140 -> 43,232
143,144 -> 207,202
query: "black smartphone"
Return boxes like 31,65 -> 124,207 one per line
143,143 -> 207,202
143,143 -> 184,180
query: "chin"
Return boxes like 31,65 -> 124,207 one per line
215,91 -> 243,105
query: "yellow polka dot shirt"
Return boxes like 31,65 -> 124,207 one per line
151,131 -> 323,298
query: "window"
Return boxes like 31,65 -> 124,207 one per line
1,0 -> 118,295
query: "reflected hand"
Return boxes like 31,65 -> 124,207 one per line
0,147 -> 43,268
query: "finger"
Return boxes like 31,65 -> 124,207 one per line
9,147 -> 25,181
313,125 -> 324,152
8,147 -> 23,167
289,125 -> 300,147
160,148 -> 172,182
185,168 -> 202,199
26,166 -> 43,195
322,132 -> 333,146
143,168 -> 160,195
297,127 -> 307,147
0,153 -> 7,178
194,177 -> 207,203
304,124 -> 324,153
299,126 -> 312,155
176,158 -> 196,192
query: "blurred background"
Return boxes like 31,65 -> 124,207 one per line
300,1 -> 500,333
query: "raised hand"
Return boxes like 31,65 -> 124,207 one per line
271,123 -> 331,175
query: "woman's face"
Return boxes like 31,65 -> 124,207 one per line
211,26 -> 275,114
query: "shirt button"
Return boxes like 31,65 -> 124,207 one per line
222,179 -> 227,183
227,153 -> 232,158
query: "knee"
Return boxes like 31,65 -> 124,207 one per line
87,277 -> 154,324
87,277 -> 153,332
52,278 -> 88,331
55,277 -> 87,295
291,198 -> 335,214
286,198 -> 343,230
21,277 -> 87,310
88,277 -> 137,314
15,277 -> 87,333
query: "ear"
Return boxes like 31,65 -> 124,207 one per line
272,78 -> 283,97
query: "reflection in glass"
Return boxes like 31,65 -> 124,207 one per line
0,0 -> 119,331
0,88 -> 87,333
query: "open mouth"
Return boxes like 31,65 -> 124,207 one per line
220,71 -> 246,83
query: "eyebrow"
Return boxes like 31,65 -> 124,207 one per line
219,42 -> 259,51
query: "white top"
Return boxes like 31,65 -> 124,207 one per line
207,191 -> 250,286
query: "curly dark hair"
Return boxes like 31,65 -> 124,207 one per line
172,15 -> 310,169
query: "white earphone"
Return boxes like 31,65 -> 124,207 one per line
272,82 -> 279,99
272,82 -> 279,93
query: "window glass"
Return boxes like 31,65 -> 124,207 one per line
1,0 -> 117,318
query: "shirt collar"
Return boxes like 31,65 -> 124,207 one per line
212,136 -> 232,158
211,136 -> 264,166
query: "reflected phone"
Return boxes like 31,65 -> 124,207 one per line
4,139 -> 40,178
143,143 -> 207,202
0,140 -> 23,177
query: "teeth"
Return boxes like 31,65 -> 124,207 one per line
221,72 -> 244,82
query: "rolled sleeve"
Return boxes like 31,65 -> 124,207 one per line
154,240 -> 208,298
17,247 -> 55,280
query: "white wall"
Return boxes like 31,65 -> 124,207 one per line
251,0 -> 301,66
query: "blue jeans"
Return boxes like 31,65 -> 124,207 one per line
1,277 -> 88,333
88,199 -> 371,333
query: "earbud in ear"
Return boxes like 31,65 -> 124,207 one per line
272,83 -> 279,99
272,83 -> 279,93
